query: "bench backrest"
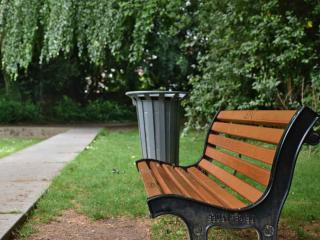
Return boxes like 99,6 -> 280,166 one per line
198,110 -> 300,206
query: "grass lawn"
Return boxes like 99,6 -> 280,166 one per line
0,138 -> 40,158
18,129 -> 320,239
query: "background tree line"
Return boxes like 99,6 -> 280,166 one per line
0,0 -> 319,126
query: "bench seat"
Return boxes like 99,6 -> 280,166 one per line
135,107 -> 320,240
137,160 -> 248,209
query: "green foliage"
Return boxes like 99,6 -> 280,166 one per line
0,0 -> 196,90
52,96 -> 85,121
0,0 -> 319,127
52,96 -> 135,122
40,0 -> 75,62
0,97 -> 41,123
0,95 -> 134,123
25,55 -> 82,102
136,0 -> 196,89
185,0 -> 320,128
1,0 -> 41,78
85,99 -> 135,121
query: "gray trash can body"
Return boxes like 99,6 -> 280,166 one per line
126,91 -> 186,165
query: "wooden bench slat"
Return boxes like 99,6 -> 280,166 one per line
175,168 -> 223,207
208,134 -> 275,165
217,110 -> 296,126
162,164 -> 203,201
137,161 -> 162,197
205,147 -> 270,186
149,162 -> 181,195
187,167 -> 246,209
212,122 -> 284,144
198,159 -> 263,203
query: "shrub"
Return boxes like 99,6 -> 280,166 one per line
0,95 -> 135,123
52,96 -> 86,122
52,96 -> 135,122
0,98 -> 41,123
85,99 -> 135,122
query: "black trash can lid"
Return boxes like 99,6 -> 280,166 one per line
126,91 -> 187,100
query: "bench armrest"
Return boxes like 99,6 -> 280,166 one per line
304,113 -> 320,145
304,130 -> 320,145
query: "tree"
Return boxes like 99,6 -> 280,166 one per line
0,0 -> 319,127
184,0 -> 320,129
0,0 -> 196,91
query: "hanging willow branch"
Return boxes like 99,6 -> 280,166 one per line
1,0 -> 41,79
0,0 -> 173,79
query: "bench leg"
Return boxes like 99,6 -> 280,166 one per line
185,220 -> 208,240
186,223 -> 278,240
257,224 -> 278,240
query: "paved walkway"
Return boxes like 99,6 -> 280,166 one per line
0,128 -> 101,239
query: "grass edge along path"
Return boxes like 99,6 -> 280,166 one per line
17,129 -> 320,239
0,138 -> 40,159
17,129 -> 148,238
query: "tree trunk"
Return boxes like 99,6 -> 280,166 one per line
3,72 -> 10,95
287,77 -> 293,105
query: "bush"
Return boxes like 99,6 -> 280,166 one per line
52,96 -> 86,122
52,96 -> 135,122
85,99 -> 135,122
0,95 -> 135,123
0,98 -> 41,123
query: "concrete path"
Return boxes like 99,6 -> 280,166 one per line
0,128 -> 101,239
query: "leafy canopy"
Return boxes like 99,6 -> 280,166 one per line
0,0 -> 319,128
184,0 -> 320,129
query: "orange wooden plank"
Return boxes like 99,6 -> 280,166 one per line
149,162 -> 181,195
212,122 -> 284,144
217,110 -> 296,126
205,147 -> 270,186
162,164 -> 202,200
137,161 -> 162,197
175,168 -> 223,207
207,134 -> 275,165
187,167 -> 246,209
198,160 -> 263,203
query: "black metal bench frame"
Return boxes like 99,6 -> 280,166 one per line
137,106 -> 320,240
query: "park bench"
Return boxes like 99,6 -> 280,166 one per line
136,106 -> 320,240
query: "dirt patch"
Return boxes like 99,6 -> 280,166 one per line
208,223 -> 299,240
20,210 -> 151,240
278,224 -> 299,240
214,224 -> 302,240
152,215 -> 320,240
16,211 -> 320,240
213,221 -> 320,240
0,127 -> 68,139
302,220 -> 320,239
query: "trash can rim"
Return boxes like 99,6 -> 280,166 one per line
125,91 -> 187,99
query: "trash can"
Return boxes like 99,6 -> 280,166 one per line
126,91 -> 187,165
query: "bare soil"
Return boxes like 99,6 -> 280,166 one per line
224,224 -> 299,240
20,210 -> 151,240
16,210 -> 320,240
152,215 -> 320,240
212,221 -> 320,240
302,220 -> 320,239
